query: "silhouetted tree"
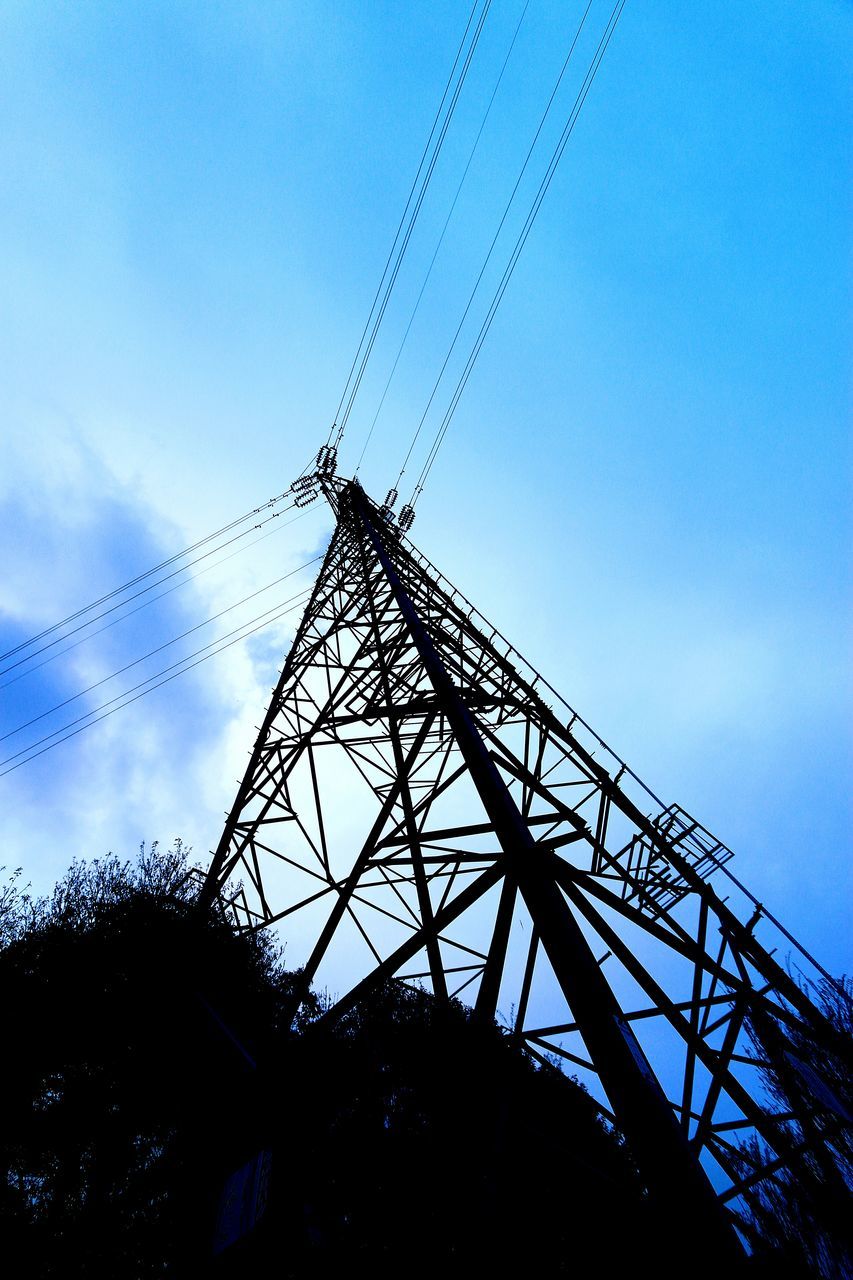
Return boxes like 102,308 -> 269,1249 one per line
3,845 -> 784,1278
736,977 -> 853,1279
0,842 -> 294,1277
233,979 -> 653,1280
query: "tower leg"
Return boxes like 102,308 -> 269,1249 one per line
356,487 -> 745,1266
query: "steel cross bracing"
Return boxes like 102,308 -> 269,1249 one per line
203,477 -> 850,1256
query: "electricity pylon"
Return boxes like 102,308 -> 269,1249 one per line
203,476 -> 850,1263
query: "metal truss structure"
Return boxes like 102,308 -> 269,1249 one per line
203,477 -> 850,1262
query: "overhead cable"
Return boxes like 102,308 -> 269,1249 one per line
0,499 -> 302,681
391,0 -> 597,494
0,506 -> 317,693
355,0 -> 532,477
0,589 -> 312,778
327,1 -> 492,455
412,0 -> 627,504
0,490 -> 298,671
0,554 -> 322,746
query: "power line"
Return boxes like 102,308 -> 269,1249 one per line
392,0 -> 596,495
0,499 -> 301,681
0,555 -> 323,746
355,0 -> 532,478
0,506 -> 317,694
0,490 -> 298,670
328,1 -> 492,455
413,0 -> 628,503
0,588 -> 314,778
326,1 -> 480,447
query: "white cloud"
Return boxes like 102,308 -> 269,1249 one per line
0,426 -> 325,897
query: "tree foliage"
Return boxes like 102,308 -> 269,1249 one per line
0,842 -> 291,1277
736,977 -> 853,1279
6,843 -> 835,1277
241,979 -> 650,1279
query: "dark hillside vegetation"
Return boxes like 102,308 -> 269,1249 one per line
0,844 -> 283,1276
735,979 -> 853,1280
0,844 -> 840,1278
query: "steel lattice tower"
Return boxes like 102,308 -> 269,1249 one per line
202,476 -> 850,1263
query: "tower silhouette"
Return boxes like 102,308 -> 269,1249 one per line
203,475 -> 849,1262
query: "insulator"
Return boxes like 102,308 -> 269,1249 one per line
293,475 -> 320,507
383,487 -> 398,510
379,504 -> 394,523
294,488 -> 319,508
317,444 -> 337,477
398,504 -> 415,533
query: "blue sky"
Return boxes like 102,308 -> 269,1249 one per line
0,1 -> 849,978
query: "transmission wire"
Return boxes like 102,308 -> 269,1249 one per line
330,1 -> 492,454
0,489 -> 297,666
0,506 -> 316,693
0,589 -> 313,778
0,554 -> 323,746
392,0 -> 596,494
413,0 -> 627,503
334,1 -> 492,447
354,0 -> 532,478
325,1 -> 480,448
0,499 -> 302,681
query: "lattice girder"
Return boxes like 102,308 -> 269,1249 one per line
203,479 -> 849,1261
